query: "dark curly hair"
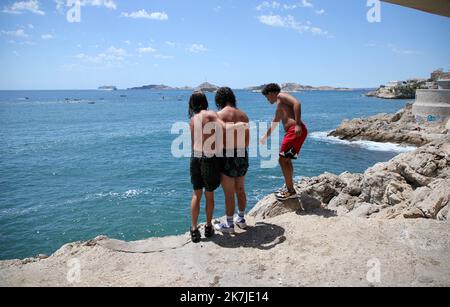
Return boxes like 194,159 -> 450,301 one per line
188,91 -> 208,118
262,83 -> 281,95
215,87 -> 236,110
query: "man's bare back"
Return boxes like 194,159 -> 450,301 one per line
190,110 -> 223,156
217,106 -> 250,149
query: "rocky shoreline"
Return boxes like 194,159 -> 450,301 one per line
329,103 -> 448,146
250,137 -> 449,222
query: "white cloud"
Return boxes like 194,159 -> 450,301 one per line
121,9 -> 168,20
41,34 -> 54,40
3,0 -> 45,15
315,9 -> 325,15
365,43 -> 421,55
107,46 -> 126,56
137,46 -> 156,54
165,41 -> 175,46
27,24 -> 34,29
301,0 -> 313,8
1,29 -> 29,38
154,54 -> 173,60
6,39 -> 35,45
388,44 -> 420,55
258,14 -> 286,27
258,14 -> 328,36
74,46 -> 128,65
257,1 -> 317,11
187,43 -> 208,53
88,0 -> 116,10
256,1 -> 281,11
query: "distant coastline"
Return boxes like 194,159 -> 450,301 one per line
246,83 -> 354,93
126,82 -> 355,92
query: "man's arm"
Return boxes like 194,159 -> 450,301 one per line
189,118 -> 194,147
260,111 -> 280,145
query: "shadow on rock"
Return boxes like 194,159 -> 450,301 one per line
210,222 -> 286,250
295,194 -> 338,218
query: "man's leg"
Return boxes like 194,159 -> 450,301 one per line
279,157 -> 295,192
190,190 -> 202,230
235,176 -> 248,228
214,174 -> 236,233
221,175 -> 236,218
235,176 -> 247,213
204,191 -> 215,227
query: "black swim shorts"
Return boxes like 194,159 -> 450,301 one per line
221,149 -> 249,178
190,156 -> 221,192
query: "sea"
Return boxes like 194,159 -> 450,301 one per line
0,89 -> 413,260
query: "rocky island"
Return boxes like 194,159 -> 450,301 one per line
127,82 -> 220,92
247,83 -> 352,92
127,84 -> 194,91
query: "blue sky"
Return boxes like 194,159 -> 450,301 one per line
0,0 -> 449,89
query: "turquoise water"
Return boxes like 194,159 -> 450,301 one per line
0,90 -> 411,260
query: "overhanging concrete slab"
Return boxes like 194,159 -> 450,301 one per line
382,0 -> 450,18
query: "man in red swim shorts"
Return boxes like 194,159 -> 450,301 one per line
260,83 -> 308,201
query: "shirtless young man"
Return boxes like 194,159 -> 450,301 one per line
213,87 -> 250,234
188,91 -> 248,241
260,83 -> 308,201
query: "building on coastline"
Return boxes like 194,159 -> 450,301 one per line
379,3 -> 450,128
413,79 -> 450,125
385,81 -> 404,89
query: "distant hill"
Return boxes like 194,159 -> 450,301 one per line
127,84 -> 194,91
127,82 -> 221,92
246,83 -> 352,92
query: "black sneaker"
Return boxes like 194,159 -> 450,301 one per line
204,225 -> 214,238
190,228 -> 201,243
276,189 -> 298,201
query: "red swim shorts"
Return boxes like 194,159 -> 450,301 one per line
279,123 -> 308,160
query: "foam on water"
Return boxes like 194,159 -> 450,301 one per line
310,131 -> 417,153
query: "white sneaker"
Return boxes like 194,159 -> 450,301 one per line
214,222 -> 235,234
234,216 -> 248,229
274,184 -> 287,194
